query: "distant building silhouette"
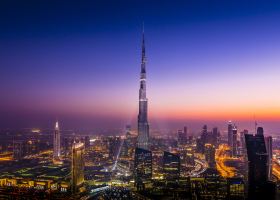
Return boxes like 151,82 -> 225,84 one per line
228,121 -> 233,150
178,127 -> 188,146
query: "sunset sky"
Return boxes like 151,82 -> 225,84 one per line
1,0 -> 280,132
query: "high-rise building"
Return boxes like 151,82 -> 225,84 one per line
137,28 -> 149,150
212,127 -> 220,147
163,151 -> 180,186
53,120 -> 61,162
71,141 -> 85,193
228,121 -> 233,148
196,138 -> 204,153
245,127 -> 276,200
178,128 -> 187,146
199,125 -> 208,153
134,28 -> 153,191
134,147 -> 152,190
184,126 -> 188,136
240,129 -> 248,156
232,126 -> 237,157
205,143 -> 216,168
265,136 -> 273,180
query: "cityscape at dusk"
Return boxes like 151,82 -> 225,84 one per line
1,0 -> 280,200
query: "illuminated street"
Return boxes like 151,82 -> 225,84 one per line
216,144 -> 236,178
1,1 -> 280,199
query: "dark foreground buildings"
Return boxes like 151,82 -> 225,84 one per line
134,147 -> 152,190
163,151 -> 180,187
245,127 -> 276,200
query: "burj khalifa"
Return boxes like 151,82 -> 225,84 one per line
137,28 -> 149,150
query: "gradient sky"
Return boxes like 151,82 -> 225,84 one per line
1,0 -> 280,132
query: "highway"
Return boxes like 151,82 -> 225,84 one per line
215,144 -> 236,178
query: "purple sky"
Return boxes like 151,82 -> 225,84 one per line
1,0 -> 280,134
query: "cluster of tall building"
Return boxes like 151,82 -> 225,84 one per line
226,120 -> 276,199
133,30 -> 277,199
197,125 -> 220,152
2,30 -> 279,200
51,120 -> 85,194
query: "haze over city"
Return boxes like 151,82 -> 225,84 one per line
2,1 -> 280,200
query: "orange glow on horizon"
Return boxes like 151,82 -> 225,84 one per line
151,105 -> 280,121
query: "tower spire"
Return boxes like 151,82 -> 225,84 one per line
141,23 -> 146,69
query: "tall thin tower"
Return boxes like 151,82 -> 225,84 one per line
53,120 -> 61,162
137,26 -> 149,150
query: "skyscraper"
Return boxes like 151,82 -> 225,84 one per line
198,125 -> 208,153
265,136 -> 273,180
134,147 -> 152,190
71,141 -> 85,193
245,127 -> 275,200
163,151 -> 180,187
53,120 -> 61,162
137,27 -> 149,150
134,29 -> 152,191
212,127 -> 219,147
205,143 -> 216,168
228,121 -> 233,148
232,125 -> 237,157
240,129 -> 248,156
178,126 -> 188,146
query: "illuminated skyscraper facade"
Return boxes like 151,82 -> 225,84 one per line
265,136 -> 273,180
137,28 -> 149,150
134,147 -> 152,190
71,141 -> 85,193
163,151 -> 180,186
134,29 -> 152,191
53,120 -> 61,162
228,121 -> 233,148
205,143 -> 216,168
232,125 -> 237,157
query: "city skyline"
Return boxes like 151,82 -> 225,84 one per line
1,1 -> 280,132
1,2 -> 280,199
